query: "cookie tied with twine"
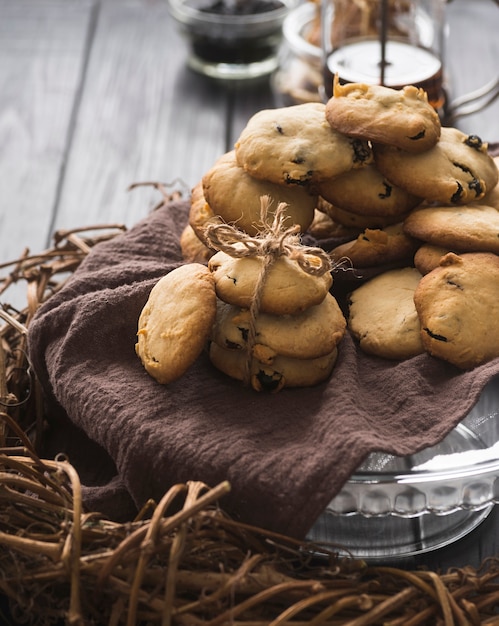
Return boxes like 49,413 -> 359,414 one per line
205,196 -> 332,277
205,196 -> 335,390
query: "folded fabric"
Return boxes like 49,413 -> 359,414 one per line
28,199 -> 499,539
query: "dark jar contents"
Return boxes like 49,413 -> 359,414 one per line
191,32 -> 284,65
198,0 -> 284,15
185,0 -> 287,66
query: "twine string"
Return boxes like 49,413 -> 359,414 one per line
204,196 -> 333,388
241,253 -> 274,387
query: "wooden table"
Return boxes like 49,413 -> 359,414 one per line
1,0 -> 498,577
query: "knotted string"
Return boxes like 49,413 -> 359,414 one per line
204,196 -> 333,389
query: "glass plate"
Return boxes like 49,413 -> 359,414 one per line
307,377 -> 499,560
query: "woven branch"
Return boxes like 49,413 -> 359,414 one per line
0,210 -> 498,625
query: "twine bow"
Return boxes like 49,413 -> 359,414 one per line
205,196 -> 332,277
204,196 -> 333,391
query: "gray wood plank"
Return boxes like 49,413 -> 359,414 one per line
229,79 -> 279,148
0,0 -> 94,265
53,0 -> 228,234
445,0 -> 499,140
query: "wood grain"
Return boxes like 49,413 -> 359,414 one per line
53,0 -> 228,233
0,0 -> 93,264
445,0 -> 499,139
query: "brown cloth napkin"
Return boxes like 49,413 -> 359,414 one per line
28,198 -> 499,539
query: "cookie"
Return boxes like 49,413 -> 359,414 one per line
136,264 -> 217,384
209,341 -> 338,391
189,181 -> 222,247
476,156 -> 499,208
208,250 -> 333,315
403,203 -> 499,254
347,267 -> 425,360
307,208 -> 361,241
235,102 -> 372,186
414,252 -> 499,369
180,224 -> 215,263
329,223 -> 419,268
202,151 -> 316,236
317,162 -> 422,217
325,77 -> 441,153
212,292 -> 346,360
413,243 -> 452,275
374,128 -> 499,205
319,196 -> 410,229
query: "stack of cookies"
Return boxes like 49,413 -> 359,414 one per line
181,101 -> 372,264
206,218 -> 346,391
137,204 -> 347,391
322,78 -> 499,370
178,75 -> 499,373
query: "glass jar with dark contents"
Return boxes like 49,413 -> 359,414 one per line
168,0 -> 297,80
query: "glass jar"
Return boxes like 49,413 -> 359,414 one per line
168,0 -> 298,80
321,0 -> 447,114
